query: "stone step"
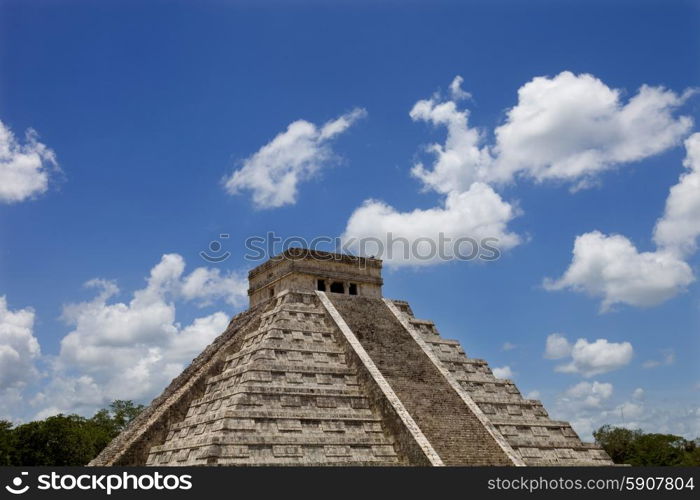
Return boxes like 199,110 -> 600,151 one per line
208,363 -> 356,385
190,384 -> 366,407
506,436 -> 598,449
172,409 -> 380,430
328,294 -> 515,466
148,445 -> 401,466
225,342 -> 346,363
489,417 -> 571,427
154,434 -> 393,453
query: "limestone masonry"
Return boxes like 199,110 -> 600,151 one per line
90,249 -> 613,466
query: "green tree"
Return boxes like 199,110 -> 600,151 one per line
628,433 -> 686,466
1,400 -> 144,466
593,425 -> 640,464
594,425 -> 700,466
682,440 -> 700,466
0,420 -> 14,466
11,414 -> 106,466
107,400 -> 144,433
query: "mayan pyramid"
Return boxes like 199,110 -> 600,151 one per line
90,249 -> 613,466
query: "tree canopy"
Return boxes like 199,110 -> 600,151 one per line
0,400 -> 143,466
594,425 -> 700,466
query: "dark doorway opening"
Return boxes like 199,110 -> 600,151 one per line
349,283 -> 358,295
317,279 -> 326,292
330,282 -> 345,294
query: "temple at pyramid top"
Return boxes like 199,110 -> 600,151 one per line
91,249 -> 613,467
248,248 -> 383,306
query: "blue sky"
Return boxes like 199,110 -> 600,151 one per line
1,0 -> 699,439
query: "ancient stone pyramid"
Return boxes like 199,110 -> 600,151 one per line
91,249 -> 613,466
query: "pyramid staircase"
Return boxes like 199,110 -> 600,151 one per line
145,291 -> 403,465
388,299 -> 613,466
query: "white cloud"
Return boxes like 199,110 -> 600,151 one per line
642,348 -> 675,369
545,334 -> 633,377
341,183 -> 520,266
552,381 -> 615,439
449,75 -> 472,101
546,134 -> 700,311
544,333 -> 572,359
343,72 -> 693,268
30,375 -> 106,420
341,76 -> 521,266
544,232 -> 693,311
180,267 -> 248,307
653,133 -> 700,257
0,121 -> 59,204
223,108 -> 366,208
0,388 -> 25,424
409,91 -> 491,194
557,337 -> 633,377
491,72 -> 693,186
612,400 -> 646,421
409,72 -> 693,195
492,366 -> 514,379
553,386 -> 700,440
0,296 -> 41,389
29,254 -> 245,418
502,341 -> 517,351
564,381 -> 614,408
525,390 -> 541,400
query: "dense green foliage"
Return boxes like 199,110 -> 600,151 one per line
0,400 -> 143,466
594,425 -> 700,466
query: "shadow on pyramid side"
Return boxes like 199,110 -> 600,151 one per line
90,249 -> 613,466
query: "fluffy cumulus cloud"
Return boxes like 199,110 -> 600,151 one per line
544,232 -> 693,311
546,134 -> 700,311
0,296 -> 41,390
223,108 -> 366,209
563,381 -> 614,408
342,77 -> 521,266
544,333 -> 572,359
0,121 -> 59,204
409,71 -> 693,194
342,72 -> 693,267
525,390 -> 541,400
553,386 -> 700,440
409,82 -> 492,194
544,333 -> 633,377
491,366 -> 514,379
491,72 -> 694,186
341,183 -> 520,266
449,75 -> 472,101
180,266 -> 248,307
24,254 -> 246,418
653,133 -> 700,257
552,381 -> 615,439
